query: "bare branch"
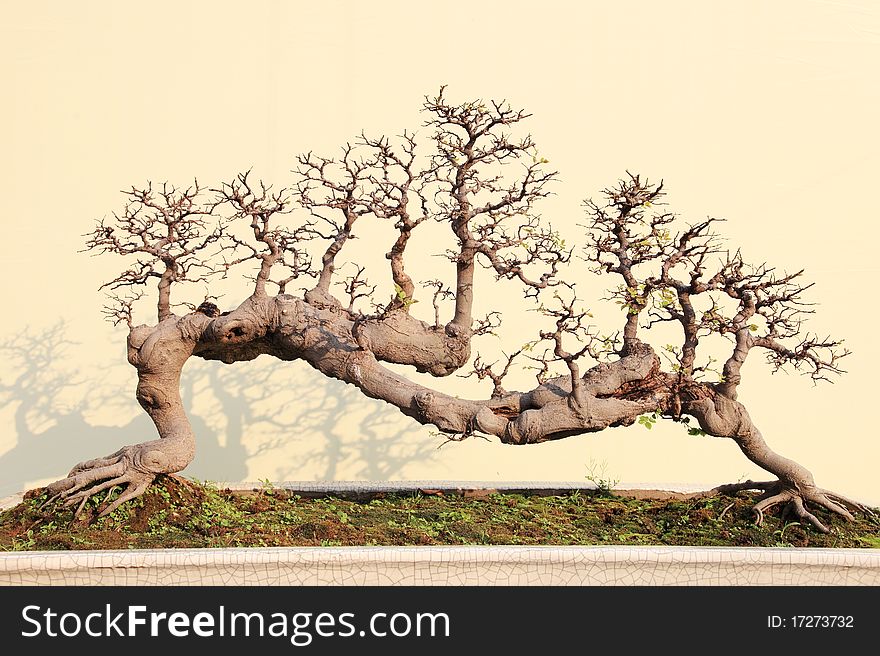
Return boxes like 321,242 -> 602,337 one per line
335,264 -> 376,314
473,311 -> 502,337
85,181 -> 223,322
101,290 -> 144,327
524,284 -> 602,405
754,333 -> 850,383
214,171 -> 317,297
357,132 -> 429,312
461,350 -> 522,399
422,279 -> 454,328
421,87 -> 557,330
582,172 -> 668,350
293,146 -> 376,303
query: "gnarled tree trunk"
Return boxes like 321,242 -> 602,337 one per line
46,91 -> 867,533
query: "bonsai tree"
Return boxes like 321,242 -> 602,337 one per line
46,88 -> 865,533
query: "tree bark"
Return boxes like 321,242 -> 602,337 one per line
47,294 -> 865,531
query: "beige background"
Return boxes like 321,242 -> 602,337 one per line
2,1 -> 878,505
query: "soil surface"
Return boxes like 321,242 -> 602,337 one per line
1,476 -> 878,550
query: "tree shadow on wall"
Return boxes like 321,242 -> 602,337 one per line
264,375 -> 441,483
0,321 -> 439,496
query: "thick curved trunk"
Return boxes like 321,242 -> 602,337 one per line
45,314 -> 211,516
47,293 -> 864,530
681,388 -> 863,532
125,315 -> 213,475
198,295 -> 664,443
681,391 -> 814,488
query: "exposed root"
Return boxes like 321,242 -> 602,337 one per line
717,502 -> 735,522
711,479 -> 869,533
708,479 -> 777,495
45,445 -> 157,519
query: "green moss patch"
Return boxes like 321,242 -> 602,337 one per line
1,476 -> 877,551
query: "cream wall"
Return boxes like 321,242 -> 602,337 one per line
2,1 -> 878,505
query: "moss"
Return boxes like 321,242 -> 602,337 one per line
1,475 -> 878,551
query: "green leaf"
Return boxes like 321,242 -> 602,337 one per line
394,283 -> 416,305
